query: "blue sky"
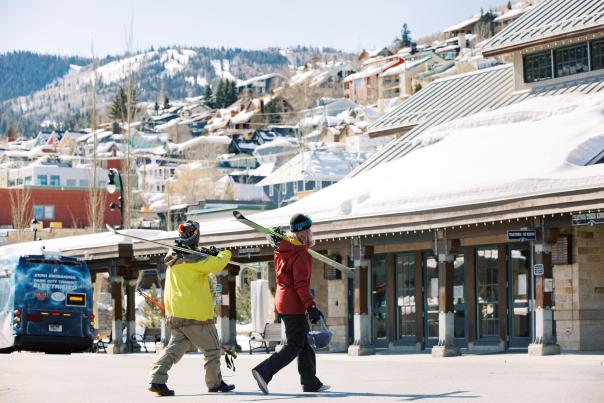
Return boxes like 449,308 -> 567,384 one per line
0,0 -> 502,57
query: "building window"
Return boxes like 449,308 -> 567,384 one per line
554,43 -> 588,78
49,175 -> 60,187
305,181 -> 316,191
33,205 -> 55,220
268,185 -> 274,197
79,179 -> 89,187
523,51 -> 552,83
475,247 -> 499,338
66,179 -> 76,187
396,253 -> 416,339
281,184 -> 287,195
24,176 -> 32,185
37,175 -> 48,186
591,39 -> 604,71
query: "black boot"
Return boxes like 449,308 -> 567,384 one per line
148,383 -> 175,396
208,380 -> 235,392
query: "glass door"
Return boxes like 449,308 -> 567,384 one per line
371,256 -> 388,347
395,253 -> 416,343
508,244 -> 531,347
453,254 -> 467,347
475,247 -> 500,340
423,254 -> 439,348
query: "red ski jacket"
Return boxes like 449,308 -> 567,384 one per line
273,238 -> 315,315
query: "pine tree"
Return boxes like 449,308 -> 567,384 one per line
398,23 -> 412,49
507,1 -> 512,10
163,95 -> 171,110
154,100 -> 159,114
225,80 -> 238,107
215,79 -> 225,108
203,84 -> 214,108
108,87 -> 128,122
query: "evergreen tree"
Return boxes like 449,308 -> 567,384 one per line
398,23 -> 413,49
203,84 -> 214,108
225,80 -> 238,107
215,79 -> 226,108
108,87 -> 128,122
507,1 -> 512,10
163,95 -> 171,110
154,100 -> 159,114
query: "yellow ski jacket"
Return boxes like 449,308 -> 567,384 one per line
164,250 -> 232,321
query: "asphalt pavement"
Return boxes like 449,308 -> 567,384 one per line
1,350 -> 603,402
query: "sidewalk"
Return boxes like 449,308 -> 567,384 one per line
1,351 -> 602,402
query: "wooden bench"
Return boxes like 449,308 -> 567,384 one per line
248,323 -> 282,354
131,327 -> 161,352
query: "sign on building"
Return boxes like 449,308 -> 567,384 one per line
507,230 -> 536,241
533,264 -> 544,276
572,212 -> 604,226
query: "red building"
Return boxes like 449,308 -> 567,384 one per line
0,188 -> 121,229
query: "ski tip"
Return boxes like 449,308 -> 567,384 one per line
233,211 -> 243,219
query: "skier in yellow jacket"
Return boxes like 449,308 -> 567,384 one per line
149,221 -> 235,396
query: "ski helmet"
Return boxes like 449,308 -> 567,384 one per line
290,213 -> 312,232
307,318 -> 332,349
176,220 -> 200,248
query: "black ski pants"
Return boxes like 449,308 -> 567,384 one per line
252,314 -> 320,389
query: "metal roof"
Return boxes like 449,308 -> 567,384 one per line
356,64 -> 604,178
357,64 -> 515,176
482,0 -> 604,56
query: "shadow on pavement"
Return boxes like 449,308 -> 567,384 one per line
173,390 -> 479,401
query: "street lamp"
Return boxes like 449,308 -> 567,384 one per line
106,168 -> 124,229
31,217 -> 39,241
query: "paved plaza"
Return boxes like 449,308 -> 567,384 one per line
1,351 -> 603,402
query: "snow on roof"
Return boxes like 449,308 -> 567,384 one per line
250,92 -> 604,224
381,56 -> 433,77
175,135 -> 231,152
257,150 -> 367,186
494,5 -> 531,22
0,229 -> 168,257
237,73 -> 283,87
443,14 -> 480,33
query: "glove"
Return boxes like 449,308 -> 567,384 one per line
164,251 -> 181,267
306,305 -> 323,324
207,246 -> 219,256
266,226 -> 284,248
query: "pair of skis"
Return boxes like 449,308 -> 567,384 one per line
105,224 -> 257,271
232,211 -> 354,277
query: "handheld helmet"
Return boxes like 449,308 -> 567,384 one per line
307,318 -> 332,349
176,220 -> 200,248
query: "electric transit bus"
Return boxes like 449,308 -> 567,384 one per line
0,251 -> 94,353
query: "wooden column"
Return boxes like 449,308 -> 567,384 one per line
125,271 -> 138,352
107,260 -> 126,354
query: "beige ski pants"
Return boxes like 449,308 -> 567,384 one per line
150,318 -> 222,388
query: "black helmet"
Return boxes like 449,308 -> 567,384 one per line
290,213 -> 312,232
176,220 -> 200,248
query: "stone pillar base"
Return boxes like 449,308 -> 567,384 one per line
106,343 -> 128,354
432,345 -> 461,357
528,343 -> 560,356
347,345 -> 376,356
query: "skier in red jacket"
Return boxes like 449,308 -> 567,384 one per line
251,213 -> 330,395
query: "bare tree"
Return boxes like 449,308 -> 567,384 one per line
9,187 -> 33,242
87,42 -> 107,233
